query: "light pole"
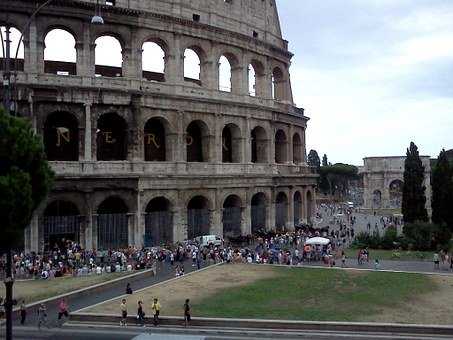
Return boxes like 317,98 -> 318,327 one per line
1,2 -> 103,339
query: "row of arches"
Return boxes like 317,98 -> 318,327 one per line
372,179 -> 404,209
39,190 -> 314,250
1,26 -> 290,101
43,111 -> 305,164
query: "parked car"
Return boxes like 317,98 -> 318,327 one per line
195,235 -> 223,247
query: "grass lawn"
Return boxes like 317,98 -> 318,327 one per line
192,267 -> 435,322
344,248 -> 435,261
0,271 -> 135,304
86,264 -> 453,324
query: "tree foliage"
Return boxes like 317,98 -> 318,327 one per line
307,149 -> 320,170
318,163 -> 359,197
0,109 -> 54,249
431,149 -> 453,232
402,142 -> 428,224
322,154 -> 328,166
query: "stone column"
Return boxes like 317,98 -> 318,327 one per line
288,188 -> 295,230
29,214 -> 39,253
243,192 -> 251,235
244,118 -> 251,163
84,102 -> 92,161
288,125 -> 294,164
127,213 -> 135,246
231,65 -> 247,95
24,20 -> 38,74
269,190 -> 276,231
214,114 -> 222,163
91,215 -> 98,250
172,203 -> 185,243
135,191 -> 144,248
166,34 -> 183,84
269,128 -> 276,164
176,111 -> 185,162
202,58 -> 217,90
36,39 -> 45,74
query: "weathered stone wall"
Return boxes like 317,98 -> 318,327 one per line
0,0 -> 317,252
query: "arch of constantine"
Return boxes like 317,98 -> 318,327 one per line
360,156 -> 432,214
0,0 -> 317,252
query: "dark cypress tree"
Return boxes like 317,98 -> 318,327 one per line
307,150 -> 321,171
322,154 -> 328,166
431,149 -> 453,230
402,142 -> 428,223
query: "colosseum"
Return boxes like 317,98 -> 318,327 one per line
1,0 -> 317,252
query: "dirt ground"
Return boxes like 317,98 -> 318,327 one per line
85,264 -> 277,317
360,275 -> 453,325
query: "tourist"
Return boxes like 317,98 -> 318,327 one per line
341,251 -> 346,268
126,283 -> 133,294
136,300 -> 145,327
0,297 -> 5,322
38,303 -> 49,330
151,298 -> 161,326
57,298 -> 69,326
433,252 -> 440,270
120,298 -> 128,327
184,299 -> 191,327
19,300 -> 27,325
374,258 -> 380,270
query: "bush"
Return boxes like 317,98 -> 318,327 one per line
402,222 -> 449,251
381,226 -> 398,250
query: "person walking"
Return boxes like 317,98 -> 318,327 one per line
151,298 -> 161,326
136,300 -> 145,327
126,283 -> 133,294
433,252 -> 440,270
19,300 -> 27,325
120,299 -> 128,327
184,299 -> 191,327
57,298 -> 69,326
341,251 -> 346,268
38,303 -> 49,330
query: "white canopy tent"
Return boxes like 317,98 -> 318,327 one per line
305,237 -> 330,246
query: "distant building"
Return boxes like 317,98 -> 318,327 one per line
359,156 -> 432,214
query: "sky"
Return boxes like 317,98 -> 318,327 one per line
278,0 -> 453,165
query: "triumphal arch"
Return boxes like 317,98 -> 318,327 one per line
1,0 -> 317,252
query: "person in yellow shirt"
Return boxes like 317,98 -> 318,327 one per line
151,298 -> 161,326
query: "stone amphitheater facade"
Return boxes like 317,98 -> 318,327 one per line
1,0 -> 317,252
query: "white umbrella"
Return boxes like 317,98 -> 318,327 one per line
305,237 -> 330,246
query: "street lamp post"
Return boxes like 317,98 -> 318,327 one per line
1,2 -> 103,339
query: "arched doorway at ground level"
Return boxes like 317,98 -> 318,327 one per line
144,197 -> 173,247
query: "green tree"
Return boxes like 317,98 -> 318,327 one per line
307,149 -> 320,171
0,108 -> 54,339
402,142 -> 428,223
319,163 -> 358,197
322,154 -> 328,166
431,149 -> 453,232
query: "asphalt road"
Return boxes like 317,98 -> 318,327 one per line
5,324 -> 453,340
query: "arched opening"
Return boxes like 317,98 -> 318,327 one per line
187,196 -> 211,239
272,67 -> 285,101
218,55 -> 231,92
44,112 -> 79,161
186,120 -> 209,162
223,195 -> 242,238
275,129 -> 287,164
144,118 -> 167,162
44,28 -> 76,75
142,41 -> 165,82
373,190 -> 382,209
294,191 -> 302,226
145,197 -> 173,247
251,193 -> 266,234
184,48 -> 201,85
41,200 -> 81,251
275,192 -> 288,232
248,63 -> 256,97
389,180 -> 403,209
293,133 -> 302,164
306,191 -> 313,224
95,35 -> 122,77
96,113 -> 128,161
97,196 -> 128,250
249,60 -> 265,97
251,126 -> 267,163
0,26 -> 24,71
222,123 -> 241,163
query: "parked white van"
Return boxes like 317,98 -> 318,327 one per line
196,235 -> 223,247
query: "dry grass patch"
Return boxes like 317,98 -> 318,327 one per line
85,264 -> 277,316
